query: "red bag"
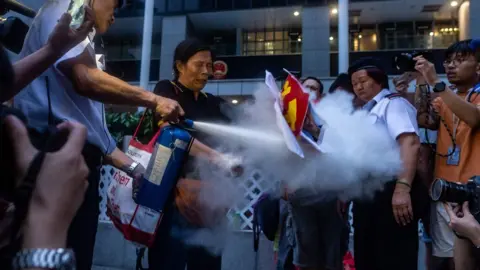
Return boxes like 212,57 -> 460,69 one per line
107,113 -> 162,247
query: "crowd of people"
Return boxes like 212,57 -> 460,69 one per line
0,0 -> 480,270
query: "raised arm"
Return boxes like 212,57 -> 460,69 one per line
1,11 -> 95,102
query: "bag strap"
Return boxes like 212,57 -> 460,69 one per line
132,111 -> 148,139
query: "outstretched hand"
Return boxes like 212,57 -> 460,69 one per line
47,6 -> 96,56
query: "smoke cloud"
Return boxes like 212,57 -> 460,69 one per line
179,85 -> 403,254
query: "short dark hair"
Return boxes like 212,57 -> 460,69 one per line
328,73 -> 353,94
301,76 -> 324,94
445,39 -> 476,61
348,57 -> 389,89
173,38 -> 212,79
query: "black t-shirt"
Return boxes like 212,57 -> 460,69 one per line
153,80 -> 231,177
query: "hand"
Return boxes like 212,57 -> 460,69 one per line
154,96 -> 185,122
392,186 -> 413,226
414,56 -> 440,86
444,202 -> 480,242
6,116 -> 89,237
303,113 -> 320,139
46,7 -> 95,56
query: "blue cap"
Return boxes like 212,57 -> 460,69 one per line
470,39 -> 480,51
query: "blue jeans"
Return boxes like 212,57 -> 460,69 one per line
148,203 -> 222,270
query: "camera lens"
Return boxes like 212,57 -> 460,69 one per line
430,178 -> 473,203
394,53 -> 416,73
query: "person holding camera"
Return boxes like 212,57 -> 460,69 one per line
415,39 -> 480,270
444,202 -> 480,270
12,0 -> 184,269
349,57 -> 421,270
3,115 -> 89,270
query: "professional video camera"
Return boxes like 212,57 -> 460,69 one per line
393,51 -> 434,73
430,176 -> 480,223
0,0 -> 36,53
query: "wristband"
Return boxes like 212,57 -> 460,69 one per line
396,180 -> 411,189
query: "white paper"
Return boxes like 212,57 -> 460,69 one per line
274,101 -> 304,158
265,70 -> 282,104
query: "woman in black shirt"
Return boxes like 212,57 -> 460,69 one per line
148,38 -> 230,270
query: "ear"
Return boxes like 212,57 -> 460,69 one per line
176,60 -> 185,76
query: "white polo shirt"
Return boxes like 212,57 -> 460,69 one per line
369,89 -> 419,140
13,0 -> 116,154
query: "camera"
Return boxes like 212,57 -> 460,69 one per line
430,176 -> 480,223
393,51 -> 434,73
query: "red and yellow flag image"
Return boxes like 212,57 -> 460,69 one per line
281,74 -> 309,137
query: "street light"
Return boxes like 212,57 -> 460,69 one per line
450,1 -> 458,7
331,8 -> 338,15
293,11 -> 300,16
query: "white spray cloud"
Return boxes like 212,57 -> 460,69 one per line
179,85 -> 403,253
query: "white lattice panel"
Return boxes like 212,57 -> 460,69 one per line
98,165 -> 114,222
97,166 -> 425,236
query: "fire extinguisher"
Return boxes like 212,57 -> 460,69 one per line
133,119 -> 195,212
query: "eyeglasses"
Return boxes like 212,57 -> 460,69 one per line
443,58 -> 467,67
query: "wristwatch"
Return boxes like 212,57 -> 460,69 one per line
12,248 -> 76,270
433,81 -> 447,93
126,161 -> 139,176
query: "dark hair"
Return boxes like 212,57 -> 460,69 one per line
348,57 -> 389,89
328,73 -> 353,94
302,76 -> 324,94
173,38 -> 212,79
367,69 -> 389,89
445,39 -> 475,61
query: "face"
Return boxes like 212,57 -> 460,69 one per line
443,53 -> 480,86
177,51 -> 213,91
303,79 -> 322,101
91,0 -> 117,34
351,70 -> 382,102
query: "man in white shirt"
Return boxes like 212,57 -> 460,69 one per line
349,58 -> 421,270
13,1 -> 184,269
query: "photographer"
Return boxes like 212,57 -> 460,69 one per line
4,115 -> 88,270
1,9 -> 94,102
12,0 -> 184,269
444,202 -> 480,270
415,39 -> 480,270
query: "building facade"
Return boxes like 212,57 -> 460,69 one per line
102,0 -> 479,89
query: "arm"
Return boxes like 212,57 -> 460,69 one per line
454,237 -> 477,270
414,78 -> 439,130
396,133 -> 420,187
1,45 -> 61,102
414,56 -> 480,129
104,147 -> 136,172
438,88 -> 480,129
1,10 -> 95,102
58,52 -> 159,109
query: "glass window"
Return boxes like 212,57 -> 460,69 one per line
247,42 -> 255,51
266,32 -> 274,41
274,41 -> 283,50
256,32 -> 265,41
275,31 -> 283,39
266,50 -> 274,55
256,42 -> 265,51
247,32 -> 255,41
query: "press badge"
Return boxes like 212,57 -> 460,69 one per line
447,146 -> 461,166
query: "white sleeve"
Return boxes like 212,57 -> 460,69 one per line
37,5 -> 91,68
385,98 -> 419,140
